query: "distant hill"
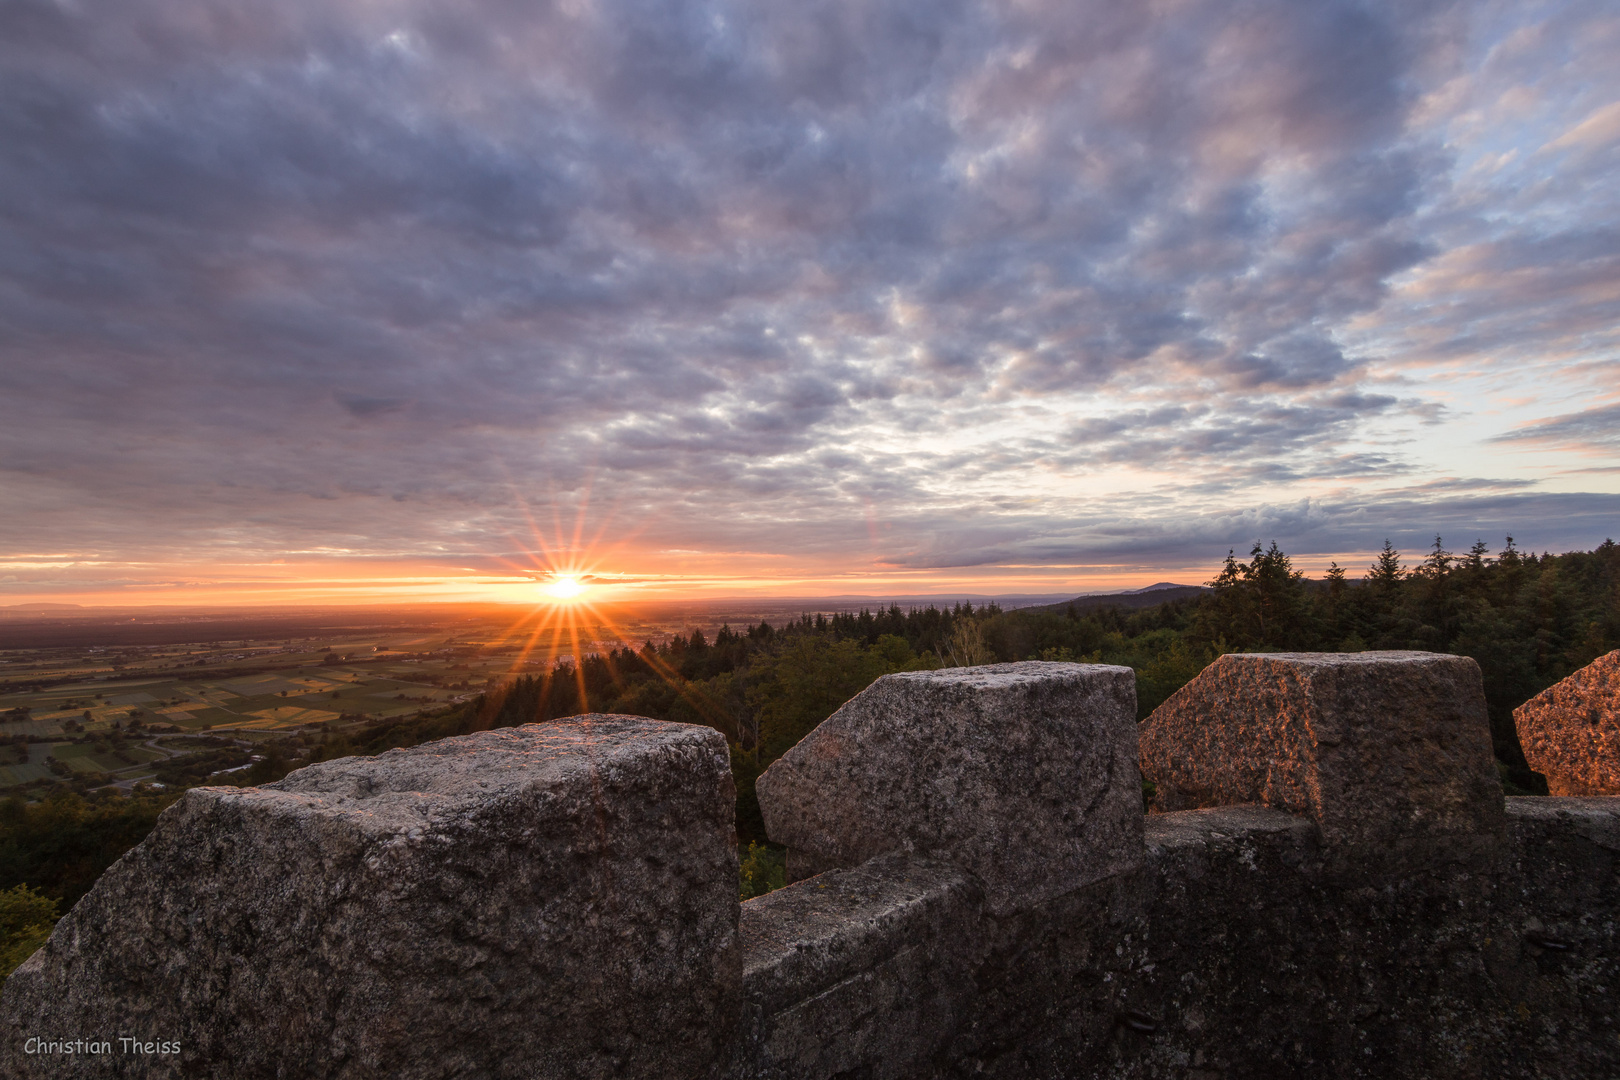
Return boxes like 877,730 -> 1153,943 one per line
0,603 -> 86,616
1020,583 -> 1208,616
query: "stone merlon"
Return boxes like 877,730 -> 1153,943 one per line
1516,648 -> 1620,796
1138,651 -> 1505,848
1,716 -> 740,1079
755,661 -> 1142,912
2,656 -> 1618,1079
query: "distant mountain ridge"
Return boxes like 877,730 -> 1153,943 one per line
1019,583 -> 1208,616
0,603 -> 87,616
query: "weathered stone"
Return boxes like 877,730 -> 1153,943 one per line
0,715 -> 739,1080
1107,798 -> 1620,1080
727,796 -> 1620,1080
755,661 -> 1142,914
1138,651 -> 1503,846
740,851 -> 980,1017
1515,649 -> 1620,795
736,853 -> 982,1080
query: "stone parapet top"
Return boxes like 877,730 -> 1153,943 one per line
1504,793 -> 1620,845
880,660 -> 1136,687
1514,649 -> 1620,796
1142,802 -> 1317,851
739,852 -> 979,1017
205,713 -> 733,832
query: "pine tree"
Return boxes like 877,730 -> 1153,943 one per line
1417,535 -> 1452,579
1247,541 -> 1308,647
1412,535 -> 1455,648
1323,562 -> 1348,644
1369,539 -> 1403,587
1195,549 -> 1254,647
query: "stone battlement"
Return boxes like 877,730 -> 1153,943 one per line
2,653 -> 1617,1078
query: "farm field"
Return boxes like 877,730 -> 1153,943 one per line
0,600 -> 795,799
0,626 -> 504,798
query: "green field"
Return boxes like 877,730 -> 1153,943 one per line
0,633 -> 518,797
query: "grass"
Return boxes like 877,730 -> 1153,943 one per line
0,764 -> 51,786
50,743 -> 165,772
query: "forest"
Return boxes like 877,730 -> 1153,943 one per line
2,536 -> 1616,964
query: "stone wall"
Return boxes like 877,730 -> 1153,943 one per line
738,655 -> 1618,1080
3,655 -> 1617,1078
733,798 -> 1619,1080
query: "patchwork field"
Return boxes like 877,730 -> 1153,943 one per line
0,633 -> 500,797
0,600 -> 819,799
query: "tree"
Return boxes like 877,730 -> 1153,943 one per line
1195,550 -> 1253,647
943,619 -> 994,667
1416,535 -> 1452,579
1411,535 -> 1457,648
1245,541 -> 1310,647
0,790 -> 182,911
1193,542 -> 1309,649
1369,540 -> 1403,588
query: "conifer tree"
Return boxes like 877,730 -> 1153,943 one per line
1369,539 -> 1403,587
1245,540 -> 1308,647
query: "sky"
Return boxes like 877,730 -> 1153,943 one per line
1,0 -> 1617,607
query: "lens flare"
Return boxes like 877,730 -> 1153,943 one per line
480,484 -> 735,732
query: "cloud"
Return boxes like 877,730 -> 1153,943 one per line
867,488 -> 1620,571
1544,100 -> 1620,153
0,0 -> 1615,595
1492,403 -> 1620,452
338,395 -> 413,418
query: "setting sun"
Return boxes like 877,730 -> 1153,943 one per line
542,574 -> 588,601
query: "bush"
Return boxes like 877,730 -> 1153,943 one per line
739,841 -> 787,901
0,883 -> 59,978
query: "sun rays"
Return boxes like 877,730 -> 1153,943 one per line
480,583 -> 733,731
479,486 -> 671,717
481,577 -> 738,731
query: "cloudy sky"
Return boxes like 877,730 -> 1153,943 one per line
1,0 -> 1616,605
